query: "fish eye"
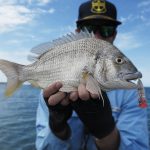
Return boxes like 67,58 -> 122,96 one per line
115,57 -> 124,64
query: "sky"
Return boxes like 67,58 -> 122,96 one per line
0,0 -> 150,86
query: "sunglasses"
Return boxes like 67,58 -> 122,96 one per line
79,25 -> 116,38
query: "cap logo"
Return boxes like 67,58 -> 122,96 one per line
91,0 -> 107,14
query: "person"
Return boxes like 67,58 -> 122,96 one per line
36,0 -> 150,150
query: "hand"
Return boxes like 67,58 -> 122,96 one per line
71,91 -> 115,139
43,82 -> 69,106
43,82 -> 72,140
43,81 -> 102,140
69,83 -> 99,101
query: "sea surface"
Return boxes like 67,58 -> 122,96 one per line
0,83 -> 150,150
0,83 -> 40,150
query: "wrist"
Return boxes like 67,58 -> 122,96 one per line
48,103 -> 73,140
89,112 -> 115,139
95,127 -> 120,150
71,97 -> 115,139
94,116 -> 115,139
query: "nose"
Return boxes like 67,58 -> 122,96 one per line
94,31 -> 114,44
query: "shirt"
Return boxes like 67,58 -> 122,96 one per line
36,89 -> 150,150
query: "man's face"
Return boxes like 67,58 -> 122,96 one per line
77,24 -> 117,44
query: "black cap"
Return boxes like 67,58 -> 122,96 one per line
76,0 -> 121,27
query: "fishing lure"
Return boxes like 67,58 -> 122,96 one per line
137,79 -> 148,108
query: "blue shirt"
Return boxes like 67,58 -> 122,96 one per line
36,89 -> 150,150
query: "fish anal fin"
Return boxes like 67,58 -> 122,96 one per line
29,80 -> 40,88
59,85 -> 77,92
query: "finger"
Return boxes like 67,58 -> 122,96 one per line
48,91 -> 66,106
43,82 -> 62,98
78,84 -> 90,100
60,94 -> 70,106
90,93 -> 99,99
69,91 -> 78,101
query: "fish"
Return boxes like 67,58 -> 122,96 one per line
0,30 -> 143,97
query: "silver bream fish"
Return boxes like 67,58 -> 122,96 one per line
0,31 -> 142,97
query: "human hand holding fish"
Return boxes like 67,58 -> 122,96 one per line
43,80 -> 117,142
43,81 -> 99,106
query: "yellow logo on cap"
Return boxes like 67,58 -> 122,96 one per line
91,0 -> 107,14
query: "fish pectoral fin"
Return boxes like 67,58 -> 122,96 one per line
86,74 -> 105,106
86,74 -> 100,95
81,67 -> 100,94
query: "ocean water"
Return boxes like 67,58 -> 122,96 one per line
0,83 -> 150,150
0,83 -> 40,150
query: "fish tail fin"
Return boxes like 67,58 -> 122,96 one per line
0,59 -> 24,96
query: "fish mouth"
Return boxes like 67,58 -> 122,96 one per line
123,71 -> 142,80
120,71 -> 142,87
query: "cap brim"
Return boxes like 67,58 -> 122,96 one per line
77,15 -> 121,26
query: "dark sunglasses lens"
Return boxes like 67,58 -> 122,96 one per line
99,26 -> 115,38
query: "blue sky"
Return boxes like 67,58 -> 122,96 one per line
0,0 -> 150,86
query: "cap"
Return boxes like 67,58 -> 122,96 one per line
76,0 -> 121,27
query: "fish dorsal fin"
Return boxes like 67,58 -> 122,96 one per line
28,30 -> 95,62
30,41 -> 54,55
27,54 -> 39,62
